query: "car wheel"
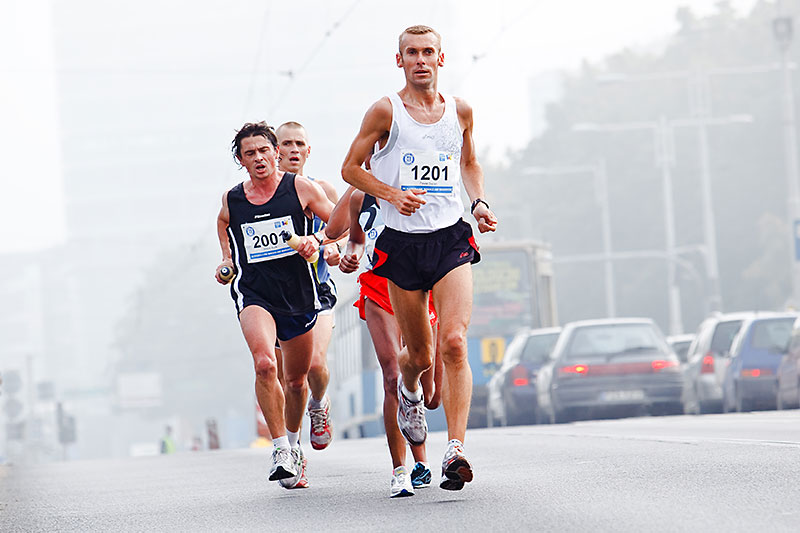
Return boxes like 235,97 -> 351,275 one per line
487,408 -> 496,428
551,407 -> 571,424
776,386 -> 785,411
735,386 -> 750,413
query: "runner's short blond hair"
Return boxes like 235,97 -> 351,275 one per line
398,25 -> 441,53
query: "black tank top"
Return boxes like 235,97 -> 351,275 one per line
226,173 -> 320,315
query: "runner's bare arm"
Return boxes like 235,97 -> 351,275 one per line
215,191 -> 234,283
342,98 -> 426,216
339,189 -> 367,274
323,185 -> 357,241
456,97 -> 498,234
294,177 -> 336,259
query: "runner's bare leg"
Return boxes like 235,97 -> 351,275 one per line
431,263 -> 473,443
239,305 -> 286,438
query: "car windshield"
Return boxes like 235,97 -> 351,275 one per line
710,320 -> 743,354
750,318 -> 795,351
565,324 -> 665,360
520,333 -> 560,363
671,341 -> 691,362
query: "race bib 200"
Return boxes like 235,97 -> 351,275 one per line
241,216 -> 296,263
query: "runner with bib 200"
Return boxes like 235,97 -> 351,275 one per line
215,121 -> 335,489
341,25 -> 498,491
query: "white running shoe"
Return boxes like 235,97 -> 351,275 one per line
268,446 -> 297,481
307,395 -> 333,450
279,446 -> 308,489
396,381 -> 427,446
390,465 -> 415,498
440,439 -> 473,491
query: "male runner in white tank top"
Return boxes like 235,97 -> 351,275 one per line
341,25 -> 498,491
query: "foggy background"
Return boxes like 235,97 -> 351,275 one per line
5,0 -> 798,462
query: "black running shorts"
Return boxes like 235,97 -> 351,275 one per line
371,218 -> 480,291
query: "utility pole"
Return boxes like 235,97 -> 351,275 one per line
523,162 -> 616,318
575,114 -> 751,335
774,15 -> 800,307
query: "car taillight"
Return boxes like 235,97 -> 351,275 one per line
510,365 -> 529,386
701,353 -> 714,374
651,360 -> 678,372
559,364 -> 588,376
741,368 -> 773,378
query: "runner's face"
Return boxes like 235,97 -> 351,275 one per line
396,33 -> 443,87
237,135 -> 277,179
277,126 -> 310,174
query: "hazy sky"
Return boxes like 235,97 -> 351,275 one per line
1,0 -> 761,253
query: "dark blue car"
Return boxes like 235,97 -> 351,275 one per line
486,327 -> 561,426
722,313 -> 798,413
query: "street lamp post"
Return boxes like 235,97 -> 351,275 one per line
575,113 -> 751,334
523,163 -> 616,318
774,15 -> 800,307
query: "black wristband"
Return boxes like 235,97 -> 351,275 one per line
470,198 -> 489,214
312,231 -> 324,245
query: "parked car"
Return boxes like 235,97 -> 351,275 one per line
776,316 -> 800,410
486,327 -> 562,427
682,312 -> 754,414
536,318 -> 683,424
666,334 -> 695,365
721,312 -> 798,413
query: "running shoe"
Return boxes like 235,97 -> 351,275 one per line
390,465 -> 415,498
307,395 -> 333,450
397,381 -> 427,446
410,462 -> 431,488
279,446 -> 309,489
268,446 -> 297,481
439,439 -> 473,491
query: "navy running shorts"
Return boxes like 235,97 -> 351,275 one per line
318,279 -> 337,315
371,218 -> 480,291
272,310 -> 318,342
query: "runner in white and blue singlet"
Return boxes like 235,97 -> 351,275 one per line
341,25 -> 498,492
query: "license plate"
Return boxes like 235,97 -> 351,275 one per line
600,389 -> 645,402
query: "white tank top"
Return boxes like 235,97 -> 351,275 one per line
370,92 -> 465,233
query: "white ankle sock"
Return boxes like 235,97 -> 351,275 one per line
308,396 -> 323,409
273,436 -> 289,450
402,382 -> 422,403
287,430 -> 299,448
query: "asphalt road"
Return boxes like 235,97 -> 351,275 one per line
3,410 -> 800,532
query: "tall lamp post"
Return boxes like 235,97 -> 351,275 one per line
774,15 -> 800,307
523,163 -> 616,318
575,113 -> 751,335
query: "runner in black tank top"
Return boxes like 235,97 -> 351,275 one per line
226,172 -> 320,317
215,122 -> 336,490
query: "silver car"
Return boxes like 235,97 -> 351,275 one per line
682,312 -> 754,414
536,318 -> 683,423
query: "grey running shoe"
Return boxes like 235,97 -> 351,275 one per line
390,465 -> 415,498
397,381 -> 427,446
268,446 -> 297,481
307,395 -> 333,450
279,446 -> 308,489
440,439 -> 473,491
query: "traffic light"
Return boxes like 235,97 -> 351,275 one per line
56,402 -> 76,445
2,370 -> 25,441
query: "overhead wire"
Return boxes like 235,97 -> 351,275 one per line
267,0 -> 363,116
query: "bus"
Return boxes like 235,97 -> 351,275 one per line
326,240 -> 558,437
466,240 -> 558,427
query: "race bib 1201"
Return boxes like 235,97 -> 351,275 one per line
241,216 -> 296,263
399,150 -> 455,195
